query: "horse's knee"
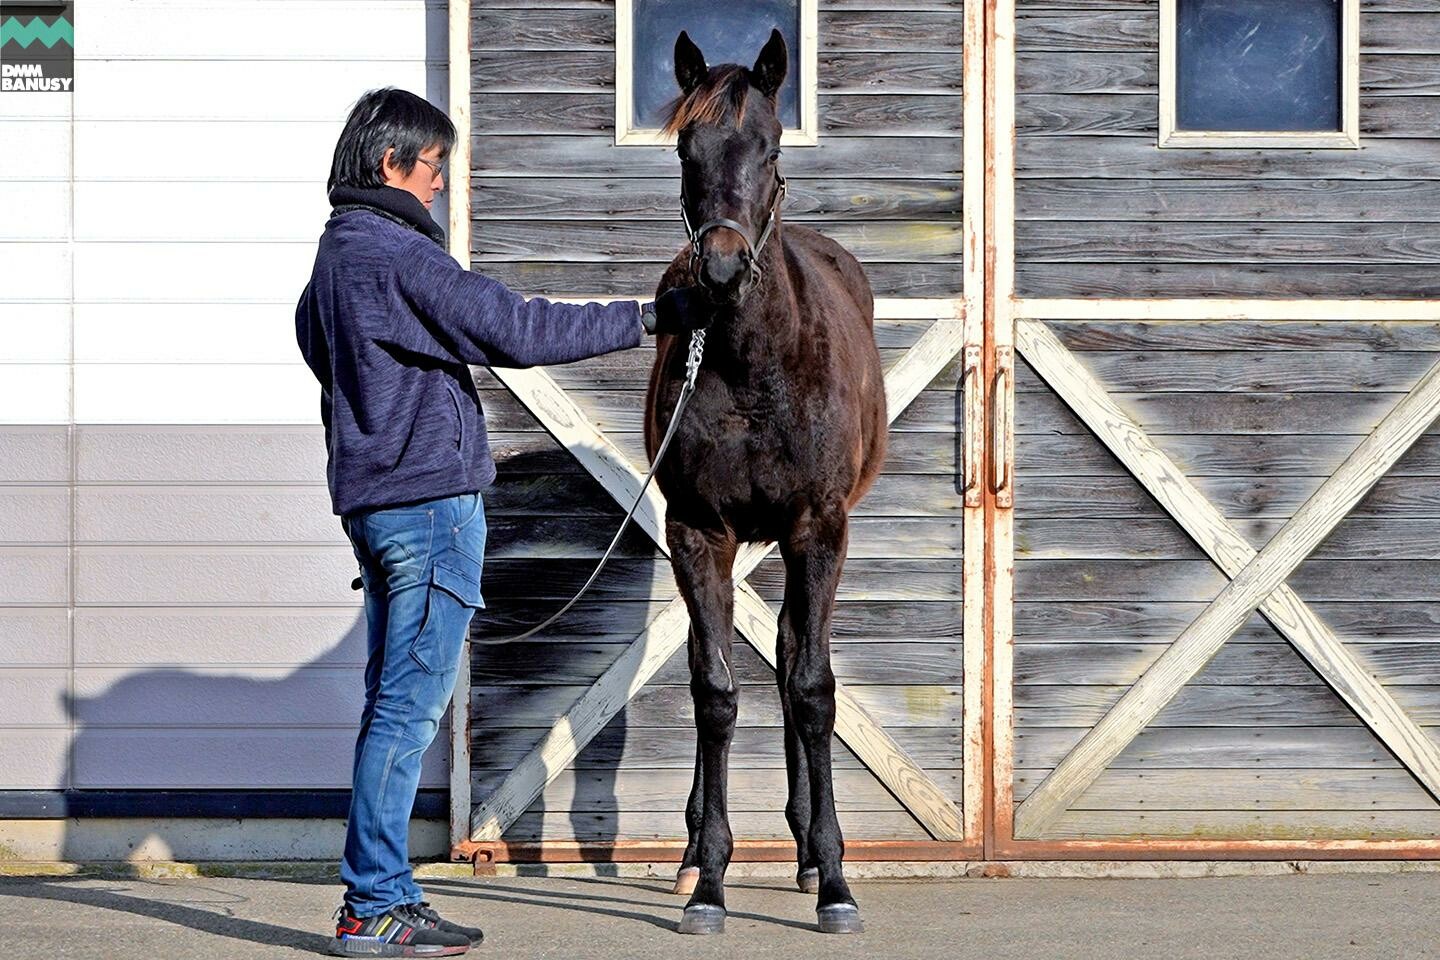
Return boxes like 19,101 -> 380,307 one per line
692,665 -> 738,732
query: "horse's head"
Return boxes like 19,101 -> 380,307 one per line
664,29 -> 788,307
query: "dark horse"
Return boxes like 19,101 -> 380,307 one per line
643,29 -> 887,936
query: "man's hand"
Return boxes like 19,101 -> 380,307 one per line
641,286 -> 717,336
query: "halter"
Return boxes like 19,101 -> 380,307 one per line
681,170 -> 788,283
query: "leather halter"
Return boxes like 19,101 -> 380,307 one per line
681,170 -> 788,283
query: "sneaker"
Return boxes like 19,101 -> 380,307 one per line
409,900 -> 484,946
329,903 -> 471,957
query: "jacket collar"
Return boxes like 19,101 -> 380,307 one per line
328,184 -> 446,247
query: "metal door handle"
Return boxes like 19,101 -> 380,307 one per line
990,347 -> 1013,507
960,345 -> 982,506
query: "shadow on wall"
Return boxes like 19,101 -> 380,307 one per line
54,603 -> 452,870
469,447 -> 671,871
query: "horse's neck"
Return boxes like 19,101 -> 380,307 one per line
712,236 -> 800,369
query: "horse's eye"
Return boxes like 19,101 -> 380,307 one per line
767,149 -> 782,165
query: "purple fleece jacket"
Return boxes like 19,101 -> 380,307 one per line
295,208 -> 644,516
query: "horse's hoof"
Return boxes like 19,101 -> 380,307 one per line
679,903 -> 726,935
817,903 -> 864,935
672,866 -> 700,896
797,867 -> 820,894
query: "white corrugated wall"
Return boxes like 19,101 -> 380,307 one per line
0,0 -> 453,858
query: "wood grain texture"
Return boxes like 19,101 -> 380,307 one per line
1015,263 -> 1440,299
470,260 -> 963,298
1012,321 -> 1440,837
471,177 -> 963,221
1018,136 -> 1440,181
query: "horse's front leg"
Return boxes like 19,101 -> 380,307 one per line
666,520 -> 739,935
776,599 -> 818,893
781,497 -> 862,934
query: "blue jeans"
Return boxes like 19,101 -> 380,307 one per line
339,491 -> 486,917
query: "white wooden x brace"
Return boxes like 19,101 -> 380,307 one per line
1012,318 -> 1440,837
468,300 -> 975,844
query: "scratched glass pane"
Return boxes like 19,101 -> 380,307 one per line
633,0 -> 801,128
1176,0 -> 1341,132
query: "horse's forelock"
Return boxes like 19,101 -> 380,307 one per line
661,65 -> 754,136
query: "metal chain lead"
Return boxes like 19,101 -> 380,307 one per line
478,327 -> 706,645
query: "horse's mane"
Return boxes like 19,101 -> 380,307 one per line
661,65 -> 753,135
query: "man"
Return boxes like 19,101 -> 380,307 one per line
296,87 -> 708,957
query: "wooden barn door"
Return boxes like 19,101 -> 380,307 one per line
985,0 -> 1440,856
450,0 -> 990,862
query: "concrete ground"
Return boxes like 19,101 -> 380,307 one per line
1,870 -> 1437,959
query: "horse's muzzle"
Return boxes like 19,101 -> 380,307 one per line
697,249 -> 756,305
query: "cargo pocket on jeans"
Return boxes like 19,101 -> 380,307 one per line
409,556 -> 485,676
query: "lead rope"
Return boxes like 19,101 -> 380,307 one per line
477,328 -> 706,645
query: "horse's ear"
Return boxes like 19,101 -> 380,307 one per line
749,28 -> 788,100
674,31 -> 708,96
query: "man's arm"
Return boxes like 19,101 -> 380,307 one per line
390,237 -> 643,368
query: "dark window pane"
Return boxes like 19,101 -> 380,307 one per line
1176,0 -> 1342,132
633,0 -> 801,128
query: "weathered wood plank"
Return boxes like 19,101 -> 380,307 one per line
1014,684 -> 1440,728
480,557 -> 964,601
474,600 -> 964,642
1015,263 -> 1440,299
1045,321 -> 1440,352
1017,12 -> 1440,54
471,683 -> 966,729
475,767 -> 945,813
1012,476 -> 1440,521
1014,768 -> 1440,810
1013,600 -> 1440,645
472,93 -> 964,137
472,135 -> 963,177
470,260 -> 963,298
1015,642 -> 1440,687
1020,52 -> 1440,95
1014,558 -> 1440,602
474,725 -> 964,770
1014,725 -> 1427,771
820,11 -> 966,52
1017,135 -> 1440,180
472,640 -> 964,685
476,49 -> 967,95
1017,221 -> 1440,265
482,473 -> 970,518
1014,389 -> 1440,436
1014,517 -> 1440,561
1017,180 -> 1440,222
1016,95 -> 1440,138
471,177 -> 962,221
499,809 -> 929,841
1013,353 -> 1440,835
1018,434 -> 1440,477
471,219 -> 964,261
1040,809 -> 1440,840
820,51 -> 965,93
1015,351 -> 1440,392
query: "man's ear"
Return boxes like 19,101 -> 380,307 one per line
380,146 -> 398,185
674,30 -> 708,96
749,28 -> 787,100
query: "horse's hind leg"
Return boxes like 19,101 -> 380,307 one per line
673,743 -> 702,895
777,600 -> 818,894
666,521 -> 739,934
781,498 -> 862,934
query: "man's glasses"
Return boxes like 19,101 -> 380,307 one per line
416,157 -> 444,181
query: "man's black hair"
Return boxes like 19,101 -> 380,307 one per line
328,87 -> 456,191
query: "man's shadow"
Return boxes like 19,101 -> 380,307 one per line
468,446 -> 668,870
